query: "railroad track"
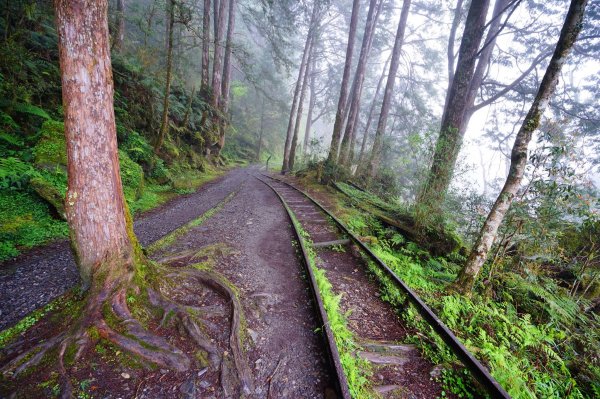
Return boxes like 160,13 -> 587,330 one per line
256,173 -> 510,399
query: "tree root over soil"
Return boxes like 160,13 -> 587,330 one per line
0,257 -> 254,398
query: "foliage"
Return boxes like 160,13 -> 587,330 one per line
332,192 -> 600,398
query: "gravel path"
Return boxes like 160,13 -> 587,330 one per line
149,169 -> 334,397
0,168 -> 248,330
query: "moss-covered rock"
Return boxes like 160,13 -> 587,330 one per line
119,150 -> 145,201
33,120 -> 67,170
29,177 -> 66,220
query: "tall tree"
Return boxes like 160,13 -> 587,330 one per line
338,0 -> 382,169
211,0 -> 227,108
114,0 -> 125,51
366,0 -> 412,179
201,0 -> 211,92
57,0 -> 135,288
282,1 -> 318,173
288,38 -> 314,171
453,0 -> 589,294
302,51 -> 318,159
325,0 -> 360,166
355,54 -> 390,171
416,0 -> 494,212
154,0 -> 175,152
216,0 -> 236,154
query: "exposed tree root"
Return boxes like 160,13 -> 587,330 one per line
1,261 -> 255,398
183,268 -> 254,395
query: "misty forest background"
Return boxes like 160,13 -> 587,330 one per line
0,0 -> 599,397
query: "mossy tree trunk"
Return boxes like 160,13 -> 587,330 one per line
154,0 -> 175,153
415,0 -> 490,213
453,0 -> 589,294
325,0 -> 360,166
56,0 -> 135,289
366,0 -> 411,180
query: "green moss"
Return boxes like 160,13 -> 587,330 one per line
147,190 -> 237,254
33,120 -> 67,170
0,189 -> 68,261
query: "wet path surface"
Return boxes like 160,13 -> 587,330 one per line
149,170 -> 334,398
0,168 -> 248,330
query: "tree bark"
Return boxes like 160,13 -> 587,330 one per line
445,0 -> 464,105
288,38 -> 313,171
114,0 -> 125,51
325,0 -> 360,166
302,52 -> 317,160
55,0 -> 134,288
355,54 -> 390,173
211,0 -> 227,108
201,0 -> 211,91
216,0 -> 236,155
453,0 -> 588,294
338,0 -> 382,169
256,95 -> 265,161
154,0 -> 175,153
366,0 -> 412,179
416,0 -> 490,212
281,1 -> 318,173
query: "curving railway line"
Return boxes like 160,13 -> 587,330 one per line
256,173 -> 510,399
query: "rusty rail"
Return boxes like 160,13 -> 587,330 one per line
262,174 -> 511,399
254,176 -> 352,399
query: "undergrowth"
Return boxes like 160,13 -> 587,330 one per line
288,209 -> 373,398
334,202 -> 600,399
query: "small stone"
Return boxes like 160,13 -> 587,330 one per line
121,372 -> 130,379
160,369 -> 168,374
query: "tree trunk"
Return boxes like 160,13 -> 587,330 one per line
288,38 -> 313,172
302,47 -> 317,160
453,0 -> 588,294
56,0 -> 134,289
355,54 -> 390,174
211,0 -> 227,108
281,2 -> 318,173
325,0 -> 360,166
154,0 -> 175,153
114,0 -> 125,51
256,95 -> 265,161
338,0 -> 382,169
201,0 -> 211,91
463,0 -> 510,130
445,0 -> 464,106
416,0 -> 490,212
216,0 -> 236,155
182,86 -> 196,128
366,0 -> 412,179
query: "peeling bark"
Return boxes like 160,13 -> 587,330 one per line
56,0 -> 134,287
453,0 -> 589,294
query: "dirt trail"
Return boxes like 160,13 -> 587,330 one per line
149,169 -> 334,397
0,169 -> 246,330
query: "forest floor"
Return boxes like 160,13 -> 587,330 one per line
1,166 -> 443,398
